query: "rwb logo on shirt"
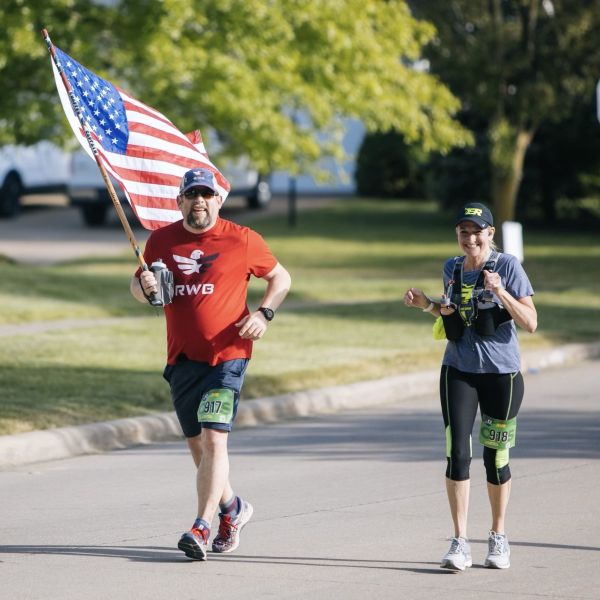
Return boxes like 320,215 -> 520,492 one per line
173,250 -> 220,275
174,282 -> 214,296
172,250 -> 219,296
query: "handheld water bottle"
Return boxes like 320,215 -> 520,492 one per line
148,258 -> 174,306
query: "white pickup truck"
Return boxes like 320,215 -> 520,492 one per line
0,141 -> 271,226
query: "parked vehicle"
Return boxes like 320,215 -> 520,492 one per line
0,142 -> 271,226
0,141 -> 72,218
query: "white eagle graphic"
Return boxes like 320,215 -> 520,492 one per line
173,250 -> 219,275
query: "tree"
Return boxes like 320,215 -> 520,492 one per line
0,0 -> 120,146
521,92 -> 600,223
0,0 -> 471,174
414,0 -> 600,229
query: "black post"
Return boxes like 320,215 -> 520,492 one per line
287,108 -> 300,228
288,174 -> 297,227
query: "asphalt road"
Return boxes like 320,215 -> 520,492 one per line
1,360 -> 598,600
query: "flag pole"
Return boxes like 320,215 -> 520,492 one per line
41,29 -> 162,304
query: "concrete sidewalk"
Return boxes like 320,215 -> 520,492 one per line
1,341 -> 599,470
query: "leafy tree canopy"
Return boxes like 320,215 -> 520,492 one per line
415,0 -> 600,130
413,0 -> 600,224
1,0 -> 472,173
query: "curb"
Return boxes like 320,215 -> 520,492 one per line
1,341 -> 599,470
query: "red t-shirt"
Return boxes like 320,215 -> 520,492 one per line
136,217 -> 278,365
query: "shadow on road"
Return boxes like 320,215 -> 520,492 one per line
0,544 -> 447,573
469,539 -> 600,552
225,407 -> 600,462
0,544 -> 182,563
2,542 -> 597,571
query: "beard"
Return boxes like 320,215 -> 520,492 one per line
186,209 -> 211,230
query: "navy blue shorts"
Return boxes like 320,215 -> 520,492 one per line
163,357 -> 249,438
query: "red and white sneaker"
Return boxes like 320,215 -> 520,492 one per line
178,526 -> 209,561
212,499 -> 254,553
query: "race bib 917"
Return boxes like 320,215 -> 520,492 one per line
198,388 -> 235,424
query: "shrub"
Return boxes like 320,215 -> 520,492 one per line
355,131 -> 426,198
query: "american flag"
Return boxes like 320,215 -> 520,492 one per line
51,46 -> 230,230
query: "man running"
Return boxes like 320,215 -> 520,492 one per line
131,167 -> 291,560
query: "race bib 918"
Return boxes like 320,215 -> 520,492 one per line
479,414 -> 517,450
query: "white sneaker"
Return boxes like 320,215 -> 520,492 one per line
484,531 -> 510,569
441,536 -> 472,571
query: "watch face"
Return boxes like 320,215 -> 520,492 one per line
260,307 -> 274,321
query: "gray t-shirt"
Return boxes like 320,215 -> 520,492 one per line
441,252 -> 534,374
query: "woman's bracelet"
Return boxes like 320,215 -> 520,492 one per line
422,302 -> 435,313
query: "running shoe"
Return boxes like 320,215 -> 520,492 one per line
484,531 -> 510,569
178,526 -> 209,561
212,499 -> 254,553
440,536 -> 472,571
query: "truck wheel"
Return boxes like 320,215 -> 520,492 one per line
247,177 -> 272,209
81,204 -> 108,227
0,173 -> 23,218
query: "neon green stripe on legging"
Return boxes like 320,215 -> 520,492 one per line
444,367 -> 451,464
495,373 -> 515,478
444,367 -> 472,465
495,448 -> 509,469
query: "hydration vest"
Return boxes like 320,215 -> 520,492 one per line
443,251 -> 512,338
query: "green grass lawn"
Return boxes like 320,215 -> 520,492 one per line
1,198 -> 599,435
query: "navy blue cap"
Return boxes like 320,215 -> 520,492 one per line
179,168 -> 217,195
455,202 -> 494,228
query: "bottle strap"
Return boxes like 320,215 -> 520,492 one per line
447,256 -> 464,302
474,251 -> 499,294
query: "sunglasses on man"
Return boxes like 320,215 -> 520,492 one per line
182,188 -> 218,199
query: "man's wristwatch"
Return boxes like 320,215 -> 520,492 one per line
258,307 -> 275,321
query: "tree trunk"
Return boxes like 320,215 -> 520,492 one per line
490,128 -> 533,246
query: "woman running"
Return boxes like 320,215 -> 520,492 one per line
403,202 -> 537,571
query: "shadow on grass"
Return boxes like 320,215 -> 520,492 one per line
255,199 -> 450,244
525,301 -> 600,342
273,295 -> 600,342
2,255 -> 596,324
0,262 -> 140,317
285,253 -> 448,275
0,364 -> 170,433
2,198 -> 598,315
254,198 -> 600,248
522,255 -> 600,293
